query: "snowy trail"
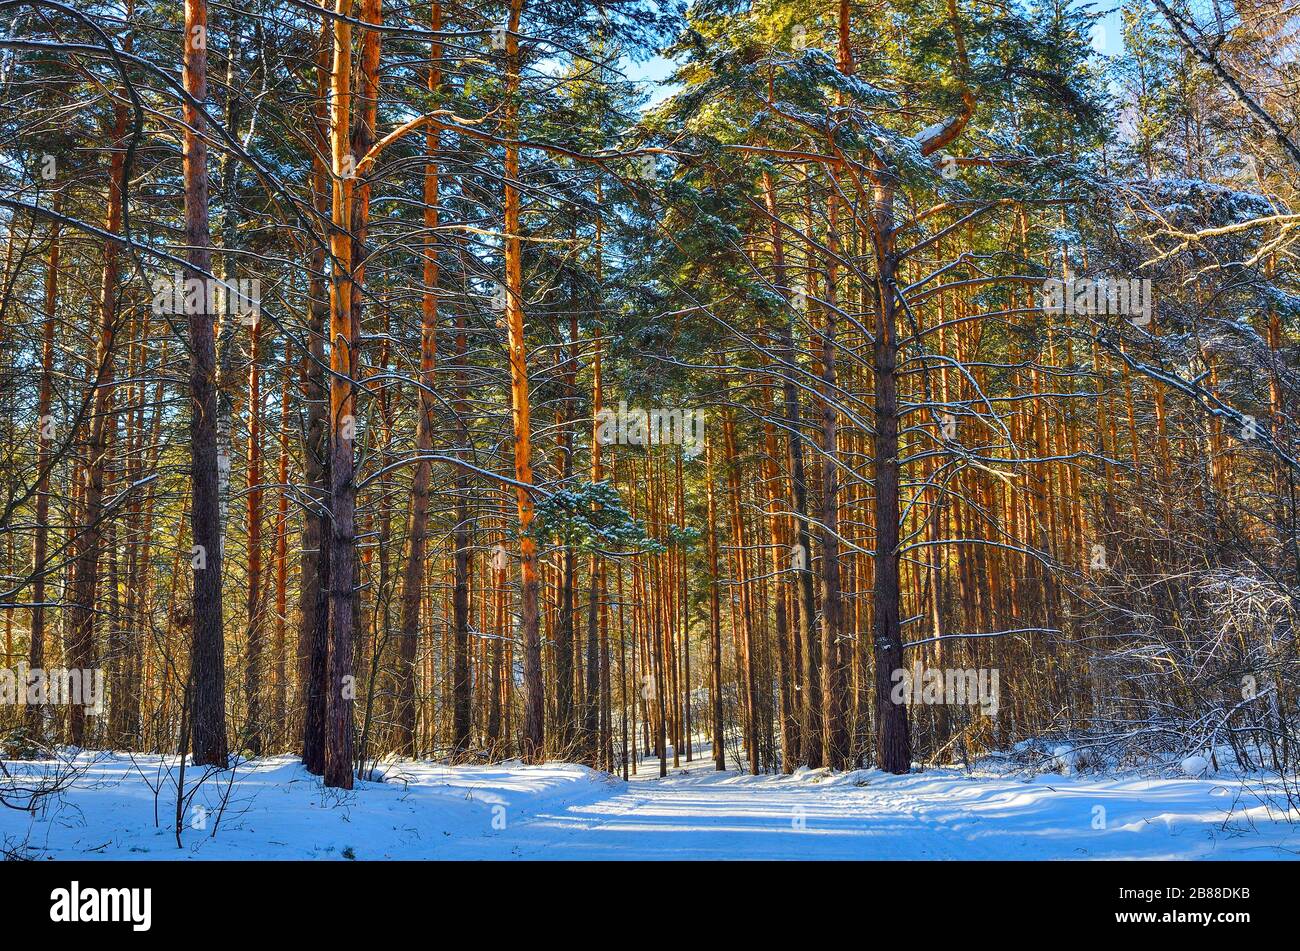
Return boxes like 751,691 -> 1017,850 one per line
461,755 -> 1296,860
488,760 -> 982,860
3,751 -> 1298,860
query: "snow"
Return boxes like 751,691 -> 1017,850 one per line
1140,177 -> 1283,223
1051,745 -> 1101,775
2,750 -> 1297,860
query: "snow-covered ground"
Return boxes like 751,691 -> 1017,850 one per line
3,750 -> 1298,860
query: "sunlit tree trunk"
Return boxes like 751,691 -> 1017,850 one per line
502,0 -> 544,762
323,0 -> 359,789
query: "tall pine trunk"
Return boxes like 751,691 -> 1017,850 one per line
705,438 -> 725,770
819,193 -> 851,770
502,0 -> 544,762
323,0 -> 359,790
183,0 -> 228,767
28,203 -> 59,741
792,172 -> 823,768
870,182 -> 910,774
244,315 -> 263,754
300,14 -> 332,776
395,0 -> 442,757
582,314 -> 604,765
451,298 -> 472,757
273,336 -> 291,737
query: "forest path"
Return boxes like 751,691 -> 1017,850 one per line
456,748 -> 1297,860
487,752 -> 998,860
